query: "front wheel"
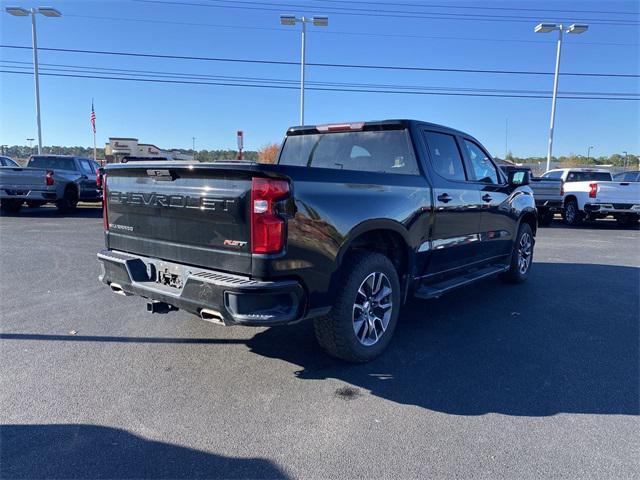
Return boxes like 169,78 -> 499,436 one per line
314,252 -> 401,363
500,223 -> 534,284
616,214 -> 639,227
538,209 -> 554,226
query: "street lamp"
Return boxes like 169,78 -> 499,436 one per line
280,14 -> 329,125
5,6 -> 62,155
587,145 -> 594,163
622,150 -> 628,171
535,22 -> 588,172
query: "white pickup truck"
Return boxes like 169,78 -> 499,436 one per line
542,168 -> 640,226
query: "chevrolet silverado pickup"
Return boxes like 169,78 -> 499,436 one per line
542,168 -> 640,226
97,120 -> 537,362
0,155 -> 101,213
499,165 -> 563,225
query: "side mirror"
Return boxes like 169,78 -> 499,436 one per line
508,169 -> 530,186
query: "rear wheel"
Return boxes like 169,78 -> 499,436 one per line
56,187 -> 78,213
563,199 -> 583,226
0,199 -> 22,214
500,223 -> 534,284
314,252 -> 400,363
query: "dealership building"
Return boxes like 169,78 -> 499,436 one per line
104,137 -> 193,163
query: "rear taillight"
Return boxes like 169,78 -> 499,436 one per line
45,170 -> 54,186
589,183 -> 598,198
96,170 -> 102,188
560,182 -> 564,196
250,177 -> 289,254
102,174 -> 108,231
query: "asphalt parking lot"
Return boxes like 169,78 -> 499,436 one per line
1,206 -> 639,479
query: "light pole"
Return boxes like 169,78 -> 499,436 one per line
280,14 -> 328,126
535,23 -> 588,172
622,150 -> 628,171
5,6 -> 61,155
26,138 -> 34,150
587,145 -> 594,163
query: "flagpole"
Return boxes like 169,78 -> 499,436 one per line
92,98 -> 97,162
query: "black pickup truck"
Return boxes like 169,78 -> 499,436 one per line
98,120 -> 537,362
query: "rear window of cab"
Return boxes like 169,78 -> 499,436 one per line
278,130 -> 419,175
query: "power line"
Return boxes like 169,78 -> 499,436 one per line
310,0 -> 639,17
2,45 -> 638,78
63,14 -> 639,47
1,69 -> 638,101
3,60 -> 638,98
135,0 -> 639,26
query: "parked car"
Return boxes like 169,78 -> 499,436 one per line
0,155 -> 102,214
98,120 -> 537,362
542,168 -> 640,226
499,165 -> 563,225
0,156 -> 20,167
614,171 -> 640,182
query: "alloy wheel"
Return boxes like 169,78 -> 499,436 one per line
352,272 -> 393,346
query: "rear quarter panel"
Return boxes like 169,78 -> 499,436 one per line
261,164 -> 432,309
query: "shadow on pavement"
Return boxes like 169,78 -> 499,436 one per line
3,263 -> 638,417
246,262 -> 640,417
0,204 -> 102,219
0,424 -> 288,479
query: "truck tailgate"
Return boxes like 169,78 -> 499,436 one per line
530,178 -> 563,200
0,167 -> 47,189
594,181 -> 640,205
105,163 -> 261,275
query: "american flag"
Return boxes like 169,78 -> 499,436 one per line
90,101 -> 96,134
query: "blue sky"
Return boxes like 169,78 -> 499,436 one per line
1,0 -> 638,157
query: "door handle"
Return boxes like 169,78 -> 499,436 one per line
437,193 -> 452,203
482,194 -> 492,202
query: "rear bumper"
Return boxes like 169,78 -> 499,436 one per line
0,189 -> 57,201
584,203 -> 640,214
97,249 -> 306,326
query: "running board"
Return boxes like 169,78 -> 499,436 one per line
415,264 -> 509,300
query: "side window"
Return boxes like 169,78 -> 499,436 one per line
423,131 -> 467,181
79,159 -> 94,174
463,139 -> 499,184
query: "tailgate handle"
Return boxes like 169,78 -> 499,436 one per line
146,169 -> 175,181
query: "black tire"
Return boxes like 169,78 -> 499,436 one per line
538,210 -> 554,226
314,252 -> 401,363
616,214 -> 639,227
563,199 -> 583,226
26,200 -> 46,208
499,222 -> 534,284
0,199 -> 22,214
56,187 -> 78,213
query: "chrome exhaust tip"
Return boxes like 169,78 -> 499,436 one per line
200,308 -> 225,325
109,283 -> 130,296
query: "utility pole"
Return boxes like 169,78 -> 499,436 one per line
504,116 -> 509,160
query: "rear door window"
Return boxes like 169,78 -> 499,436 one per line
422,131 -> 467,181
279,130 -> 418,175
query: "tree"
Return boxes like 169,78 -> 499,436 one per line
257,143 -> 280,164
